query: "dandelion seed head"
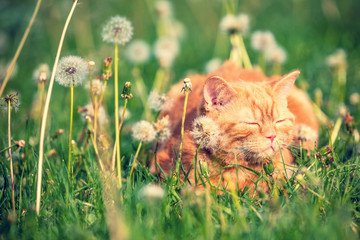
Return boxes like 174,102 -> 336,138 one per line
251,30 -> 276,52
139,183 -> 165,202
265,45 -> 287,64
190,116 -> 220,152
154,0 -> 173,18
350,93 -> 360,105
153,115 -> 171,142
154,37 -> 179,68
1,91 -> 20,112
148,90 -> 173,111
296,124 -> 318,142
132,120 -> 157,142
326,49 -> 347,69
337,104 -> 347,117
55,56 -> 89,87
125,40 -> 151,64
219,13 -> 250,35
205,58 -> 222,74
33,63 -> 50,83
102,16 -> 133,45
89,78 -> 103,96
79,103 -> 108,127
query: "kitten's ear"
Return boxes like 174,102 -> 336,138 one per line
203,76 -> 237,111
271,70 -> 300,100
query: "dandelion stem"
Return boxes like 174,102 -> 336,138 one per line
114,43 -> 122,188
176,89 -> 190,182
89,132 -> 104,172
129,141 -> 143,179
39,82 -> 45,117
8,101 -> 15,215
0,144 -> 16,154
0,0 -> 43,98
229,34 -> 242,66
93,95 -> 98,145
68,83 -> 74,179
36,0 -> 78,215
89,71 -> 95,109
235,34 -> 252,70
111,99 -> 128,171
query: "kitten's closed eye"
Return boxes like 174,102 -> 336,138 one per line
275,119 -> 291,125
241,121 -> 260,127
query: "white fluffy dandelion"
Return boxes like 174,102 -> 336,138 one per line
154,37 -> 179,68
251,30 -> 276,52
132,120 -> 157,143
148,90 -> 173,111
33,63 -> 50,83
139,183 -> 165,202
125,39 -> 151,64
205,58 -> 222,74
154,0 -> 173,19
350,93 -> 360,105
153,115 -> 171,142
102,16 -> 133,45
265,45 -> 287,64
190,116 -> 220,152
219,13 -> 250,35
55,56 -> 89,87
326,49 -> 347,69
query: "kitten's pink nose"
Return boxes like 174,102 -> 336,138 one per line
266,135 -> 276,143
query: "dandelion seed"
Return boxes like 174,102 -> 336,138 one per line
190,116 -> 220,152
265,45 -> 287,64
148,90 -> 172,111
132,120 -> 156,142
350,93 -> 360,105
125,40 -> 151,64
219,13 -> 250,35
102,16 -> 133,45
251,30 -> 276,52
154,0 -> 173,19
33,63 -> 50,83
139,183 -> 165,202
326,49 -> 347,69
154,37 -> 179,68
153,115 -> 171,142
204,58 -> 222,74
1,91 -> 20,112
55,56 -> 89,87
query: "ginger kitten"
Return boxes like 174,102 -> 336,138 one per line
152,61 -> 319,190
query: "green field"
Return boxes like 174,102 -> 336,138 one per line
0,0 -> 360,239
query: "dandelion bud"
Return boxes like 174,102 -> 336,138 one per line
190,116 -> 220,152
102,57 -> 113,81
181,78 -> 192,93
132,120 -> 157,142
344,112 -> 355,134
50,129 -> 64,141
15,140 -> 25,148
46,149 -> 57,158
199,159 -> 210,178
263,158 -> 274,176
88,60 -> 95,72
121,81 -> 133,99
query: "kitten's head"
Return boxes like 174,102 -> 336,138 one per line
202,70 -> 299,164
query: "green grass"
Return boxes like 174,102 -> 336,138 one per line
1,0 -> 360,239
